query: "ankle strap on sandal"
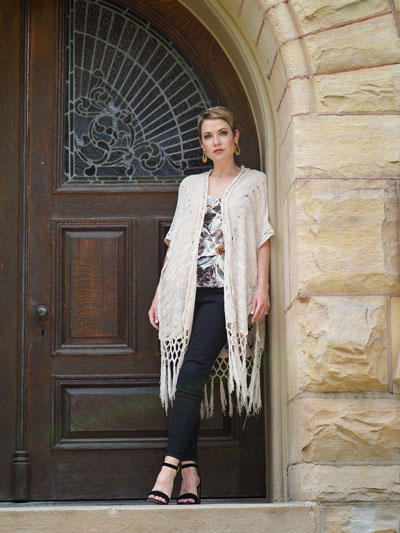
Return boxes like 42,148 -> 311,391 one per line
180,462 -> 198,469
163,461 -> 180,471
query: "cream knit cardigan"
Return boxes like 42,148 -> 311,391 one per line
157,166 -> 275,418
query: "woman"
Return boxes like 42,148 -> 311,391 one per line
147,106 -> 275,505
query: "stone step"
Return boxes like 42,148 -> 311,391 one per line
0,502 -> 320,533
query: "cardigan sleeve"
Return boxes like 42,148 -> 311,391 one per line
164,180 -> 186,247
256,174 -> 275,250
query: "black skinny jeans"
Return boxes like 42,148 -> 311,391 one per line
165,287 -> 227,462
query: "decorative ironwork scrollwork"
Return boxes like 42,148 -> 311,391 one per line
65,0 -> 212,184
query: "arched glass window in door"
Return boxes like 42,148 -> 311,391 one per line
64,0 -> 212,184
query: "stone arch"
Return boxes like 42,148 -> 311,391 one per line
179,0 -> 302,501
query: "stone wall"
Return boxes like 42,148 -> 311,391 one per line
223,0 -> 400,530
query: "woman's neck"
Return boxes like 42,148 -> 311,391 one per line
210,160 -> 240,178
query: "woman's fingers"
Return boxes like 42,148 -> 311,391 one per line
148,306 -> 159,330
251,296 -> 270,322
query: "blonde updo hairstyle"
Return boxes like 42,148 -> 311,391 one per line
197,106 -> 237,139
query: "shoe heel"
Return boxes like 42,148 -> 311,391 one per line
177,463 -> 202,505
147,461 -> 180,505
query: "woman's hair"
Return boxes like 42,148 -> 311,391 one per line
197,106 -> 236,138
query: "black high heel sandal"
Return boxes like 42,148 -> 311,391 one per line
147,462 -> 180,505
176,463 -> 202,505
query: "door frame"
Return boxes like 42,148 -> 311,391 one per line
0,0 -> 283,502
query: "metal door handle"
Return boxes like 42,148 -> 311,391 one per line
36,305 -> 49,319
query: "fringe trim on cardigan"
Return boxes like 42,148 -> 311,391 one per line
159,321 -> 264,419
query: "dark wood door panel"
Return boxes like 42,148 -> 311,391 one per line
51,375 -> 240,451
53,221 -> 135,354
52,375 -> 168,449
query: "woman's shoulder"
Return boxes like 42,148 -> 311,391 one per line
179,171 -> 207,189
239,168 -> 269,193
243,167 -> 267,183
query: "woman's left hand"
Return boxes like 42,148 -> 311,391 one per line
250,286 -> 271,323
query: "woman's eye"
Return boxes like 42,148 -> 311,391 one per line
220,130 -> 228,135
204,134 -> 211,139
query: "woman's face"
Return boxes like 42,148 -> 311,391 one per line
200,118 -> 239,163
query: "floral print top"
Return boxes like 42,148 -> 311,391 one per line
197,196 -> 225,288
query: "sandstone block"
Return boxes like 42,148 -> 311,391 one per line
265,2 -> 298,46
392,298 -> 400,390
287,185 -> 298,306
314,64 -> 400,113
270,51 -> 287,106
279,120 -> 295,200
278,77 -> 312,141
256,14 -> 279,75
289,464 -> 400,501
269,40 -> 309,106
239,0 -> 268,44
285,296 -> 388,398
324,504 -> 400,533
285,302 -> 300,399
293,115 -> 400,178
304,15 -> 400,74
295,179 -> 400,293
290,0 -> 389,34
282,196 -> 291,311
289,398 -> 400,463
279,39 -> 309,82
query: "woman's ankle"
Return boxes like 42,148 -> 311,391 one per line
164,455 -> 180,467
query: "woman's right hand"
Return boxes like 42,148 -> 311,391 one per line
148,291 -> 159,330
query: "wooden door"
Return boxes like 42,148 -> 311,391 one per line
26,0 -> 266,500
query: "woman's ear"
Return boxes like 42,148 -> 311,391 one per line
234,128 -> 240,143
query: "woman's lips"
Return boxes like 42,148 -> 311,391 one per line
213,149 -> 224,153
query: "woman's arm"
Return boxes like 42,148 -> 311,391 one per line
250,239 -> 271,323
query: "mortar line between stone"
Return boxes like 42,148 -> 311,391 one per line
279,11 -> 390,47
315,60 -> 400,76
255,17 -> 265,47
290,460 -> 400,466
322,502 -> 400,507
288,391 -> 399,402
293,111 -> 400,117
279,110 -> 293,149
293,176 -> 400,181
297,292 -> 400,297
267,48 -> 280,80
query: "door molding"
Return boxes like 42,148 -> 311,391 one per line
11,0 -> 32,502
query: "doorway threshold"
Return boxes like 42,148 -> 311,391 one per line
0,501 -> 320,533
0,498 -> 267,507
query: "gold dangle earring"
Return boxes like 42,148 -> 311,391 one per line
202,150 -> 208,164
234,143 -> 240,156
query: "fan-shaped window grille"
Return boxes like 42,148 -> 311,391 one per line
64,0 -> 212,184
